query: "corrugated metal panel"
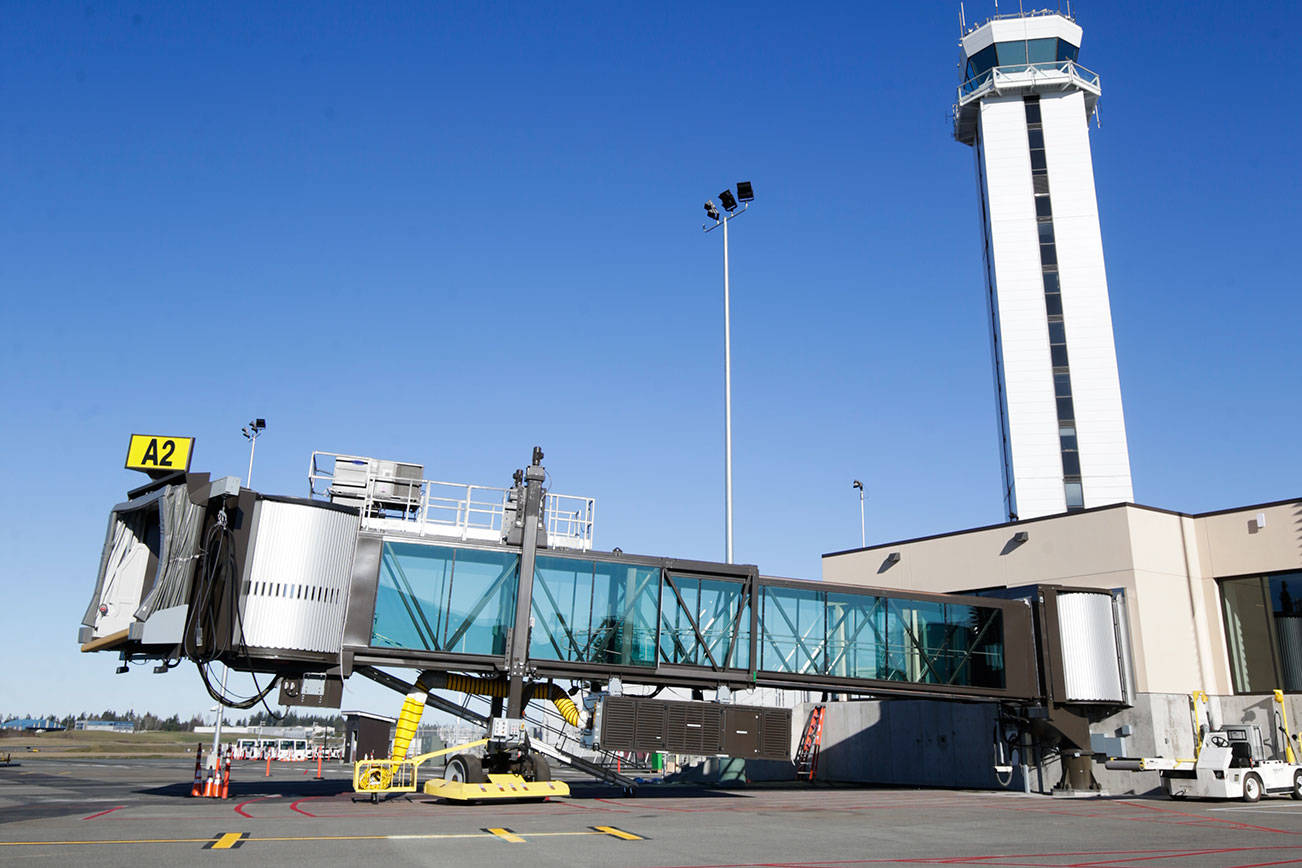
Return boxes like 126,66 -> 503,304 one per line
1058,591 -> 1123,702
240,500 -> 359,653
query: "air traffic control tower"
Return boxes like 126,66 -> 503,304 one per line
954,12 -> 1133,521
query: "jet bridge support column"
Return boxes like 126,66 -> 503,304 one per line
505,448 -> 547,719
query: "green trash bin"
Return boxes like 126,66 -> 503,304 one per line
652,751 -> 665,771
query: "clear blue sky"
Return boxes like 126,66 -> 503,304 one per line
2,1 -> 1298,718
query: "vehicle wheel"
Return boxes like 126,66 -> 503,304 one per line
525,752 -> 551,782
1292,770 -> 1302,801
1243,773 -> 1263,803
445,754 -> 485,784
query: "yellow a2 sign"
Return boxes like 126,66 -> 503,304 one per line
125,434 -> 195,473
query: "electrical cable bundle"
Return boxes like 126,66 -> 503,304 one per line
184,510 -> 281,711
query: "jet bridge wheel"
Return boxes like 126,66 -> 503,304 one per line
1292,770 -> 1302,801
524,752 -> 552,782
445,754 -> 486,784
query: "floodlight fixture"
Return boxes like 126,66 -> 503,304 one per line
719,189 -> 738,212
736,181 -> 754,202
705,200 -> 720,221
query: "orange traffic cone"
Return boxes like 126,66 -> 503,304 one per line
190,744 -> 204,797
219,749 -> 231,799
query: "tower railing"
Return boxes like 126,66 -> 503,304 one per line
957,60 -> 1099,105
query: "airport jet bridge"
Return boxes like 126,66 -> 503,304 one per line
80,447 -> 1130,791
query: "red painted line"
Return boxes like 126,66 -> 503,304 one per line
234,796 -> 276,818
1221,859 -> 1302,868
82,805 -> 125,820
1115,800 -> 1295,836
290,796 -> 320,817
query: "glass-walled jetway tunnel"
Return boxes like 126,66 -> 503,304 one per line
341,536 -> 1035,701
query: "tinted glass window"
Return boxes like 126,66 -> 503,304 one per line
1044,292 -> 1062,316
997,41 -> 1027,66
1054,372 -> 1072,397
1058,39 -> 1079,63
1048,321 -> 1067,344
1024,99 -> 1042,124
1064,481 -> 1084,509
1028,38 -> 1056,64
1056,396 -> 1075,421
1035,195 -> 1052,218
967,44 -> 997,78
1040,243 -> 1057,266
1050,344 -> 1069,367
1059,426 -> 1077,450
1030,149 -> 1048,172
1042,271 -> 1060,293
1061,451 -> 1081,475
1038,221 -> 1055,243
1027,128 -> 1045,150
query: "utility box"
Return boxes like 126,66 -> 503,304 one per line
599,696 -> 791,761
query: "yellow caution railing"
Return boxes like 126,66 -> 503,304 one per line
354,738 -> 490,794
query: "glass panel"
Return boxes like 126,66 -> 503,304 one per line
1222,578 -> 1276,693
825,593 -> 887,680
1270,574 -> 1302,691
1035,195 -> 1053,218
1040,242 -> 1057,266
1030,149 -> 1048,172
1023,98 -> 1042,124
1042,271 -> 1060,293
1037,220 -> 1055,243
997,40 -> 1028,66
967,44 -> 997,78
886,599 -> 1005,688
1027,38 -> 1057,64
1058,39 -> 1079,63
530,556 -> 591,662
659,574 -> 748,669
1061,450 -> 1081,475
760,586 -> 825,674
1059,425 -> 1078,451
1056,395 -> 1075,421
372,542 -> 517,655
1048,321 -> 1067,345
591,561 -> 661,667
1044,292 -> 1063,316
1064,481 -> 1084,510
1054,372 -> 1072,397
1051,344 -> 1069,367
1027,128 -> 1045,150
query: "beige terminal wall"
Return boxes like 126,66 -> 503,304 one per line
822,500 -> 1302,698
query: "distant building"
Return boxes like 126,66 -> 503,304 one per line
1,718 -> 62,731
73,720 -> 135,732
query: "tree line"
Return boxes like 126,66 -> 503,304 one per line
1,709 -> 346,732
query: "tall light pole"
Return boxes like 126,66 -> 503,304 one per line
703,181 -> 753,564
242,418 -> 266,488
853,480 -> 866,548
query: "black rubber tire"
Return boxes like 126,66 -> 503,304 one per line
525,752 -> 551,782
1243,773 -> 1263,803
445,754 -> 486,784
1292,770 -> 1302,801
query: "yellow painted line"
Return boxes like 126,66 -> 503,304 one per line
0,830 -> 612,848
592,825 -> 644,841
485,827 -> 526,844
210,833 -> 244,850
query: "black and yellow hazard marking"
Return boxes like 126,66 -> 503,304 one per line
204,832 -> 249,850
592,825 -> 644,841
0,827 -> 645,849
483,827 -> 526,843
